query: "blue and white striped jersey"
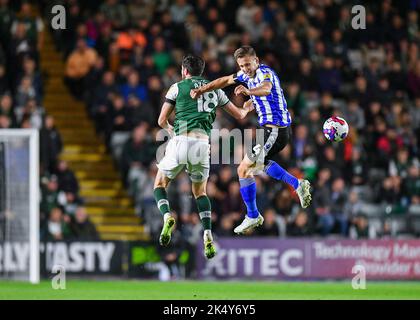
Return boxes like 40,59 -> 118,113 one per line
234,64 -> 291,127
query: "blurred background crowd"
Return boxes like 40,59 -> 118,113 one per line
0,0 -> 419,246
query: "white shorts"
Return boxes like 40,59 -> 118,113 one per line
157,135 -> 210,183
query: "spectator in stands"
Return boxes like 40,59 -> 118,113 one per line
272,188 -> 294,219
116,25 -> 147,63
378,219 -> 393,238
305,108 -> 322,139
320,146 -> 343,180
120,122 -> 154,182
257,208 -> 284,237
11,2 -> 44,52
349,214 -> 377,239
65,38 -> 98,100
91,71 -> 118,131
0,94 -> 16,127
292,124 -> 309,162
236,0 -> 259,33
40,174 -> 61,220
287,210 -> 311,237
41,206 -> 72,241
14,76 -> 37,109
345,98 -> 365,132
119,70 -> 147,103
363,57 -> 383,89
317,56 -> 342,96
330,178 -> 348,236
16,56 -> 42,100
389,148 -> 413,179
152,37 -> 173,75
84,56 -> 106,103
69,206 -> 99,240
58,191 -> 84,217
351,76 -> 371,110
170,0 -> 193,25
0,113 -> 11,128
404,164 -> 420,205
56,160 -> 79,195
0,64 -> 9,95
104,94 -> 130,146
9,22 -> 36,84
100,0 -> 129,30
374,76 -> 393,108
179,213 -> 202,246
377,176 -> 403,209
220,181 -> 245,216
298,59 -> 318,95
85,12 -> 106,46
215,214 -> 236,237
0,0 -> 14,48
95,21 -> 113,64
345,147 -> 368,186
318,91 -> 335,120
343,190 -> 363,222
39,115 -> 62,173
313,168 -> 333,236
286,82 -> 307,121
19,97 -> 43,129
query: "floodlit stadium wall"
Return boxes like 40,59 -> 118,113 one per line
2,239 -> 420,280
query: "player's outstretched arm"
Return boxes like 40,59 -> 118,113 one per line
158,102 -> 175,137
190,75 -> 236,99
223,99 -> 255,120
235,81 -> 272,97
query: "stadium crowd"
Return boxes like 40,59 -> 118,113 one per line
46,0 -> 420,242
2,1 -> 419,247
0,0 -> 98,241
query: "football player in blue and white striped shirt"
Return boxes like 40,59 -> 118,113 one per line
191,46 -> 312,234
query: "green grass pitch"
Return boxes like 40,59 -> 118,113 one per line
1,280 -> 420,300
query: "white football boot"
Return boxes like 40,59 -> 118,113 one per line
234,214 -> 264,234
296,179 -> 312,208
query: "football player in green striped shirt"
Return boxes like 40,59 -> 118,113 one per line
154,54 -> 254,259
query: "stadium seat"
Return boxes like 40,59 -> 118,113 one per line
390,215 -> 409,235
408,205 -> 420,215
359,203 -> 384,217
351,185 -> 374,202
367,217 -> 383,234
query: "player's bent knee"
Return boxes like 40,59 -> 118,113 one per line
154,172 -> 170,189
192,183 -> 207,198
193,192 -> 207,199
237,162 -> 251,178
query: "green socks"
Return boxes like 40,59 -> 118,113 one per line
196,195 -> 212,230
154,187 -> 170,216
155,189 -> 212,232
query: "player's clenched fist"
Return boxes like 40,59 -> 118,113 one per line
190,88 -> 202,99
234,85 -> 250,96
243,99 -> 255,112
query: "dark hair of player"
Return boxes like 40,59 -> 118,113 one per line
234,46 -> 257,61
181,54 -> 205,76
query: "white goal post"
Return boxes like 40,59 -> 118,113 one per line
0,129 -> 39,284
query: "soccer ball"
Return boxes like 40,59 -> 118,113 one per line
323,116 -> 349,142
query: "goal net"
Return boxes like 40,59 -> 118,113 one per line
0,129 -> 39,283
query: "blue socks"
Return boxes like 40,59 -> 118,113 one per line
264,160 -> 299,190
239,161 -> 298,219
239,177 -> 259,218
